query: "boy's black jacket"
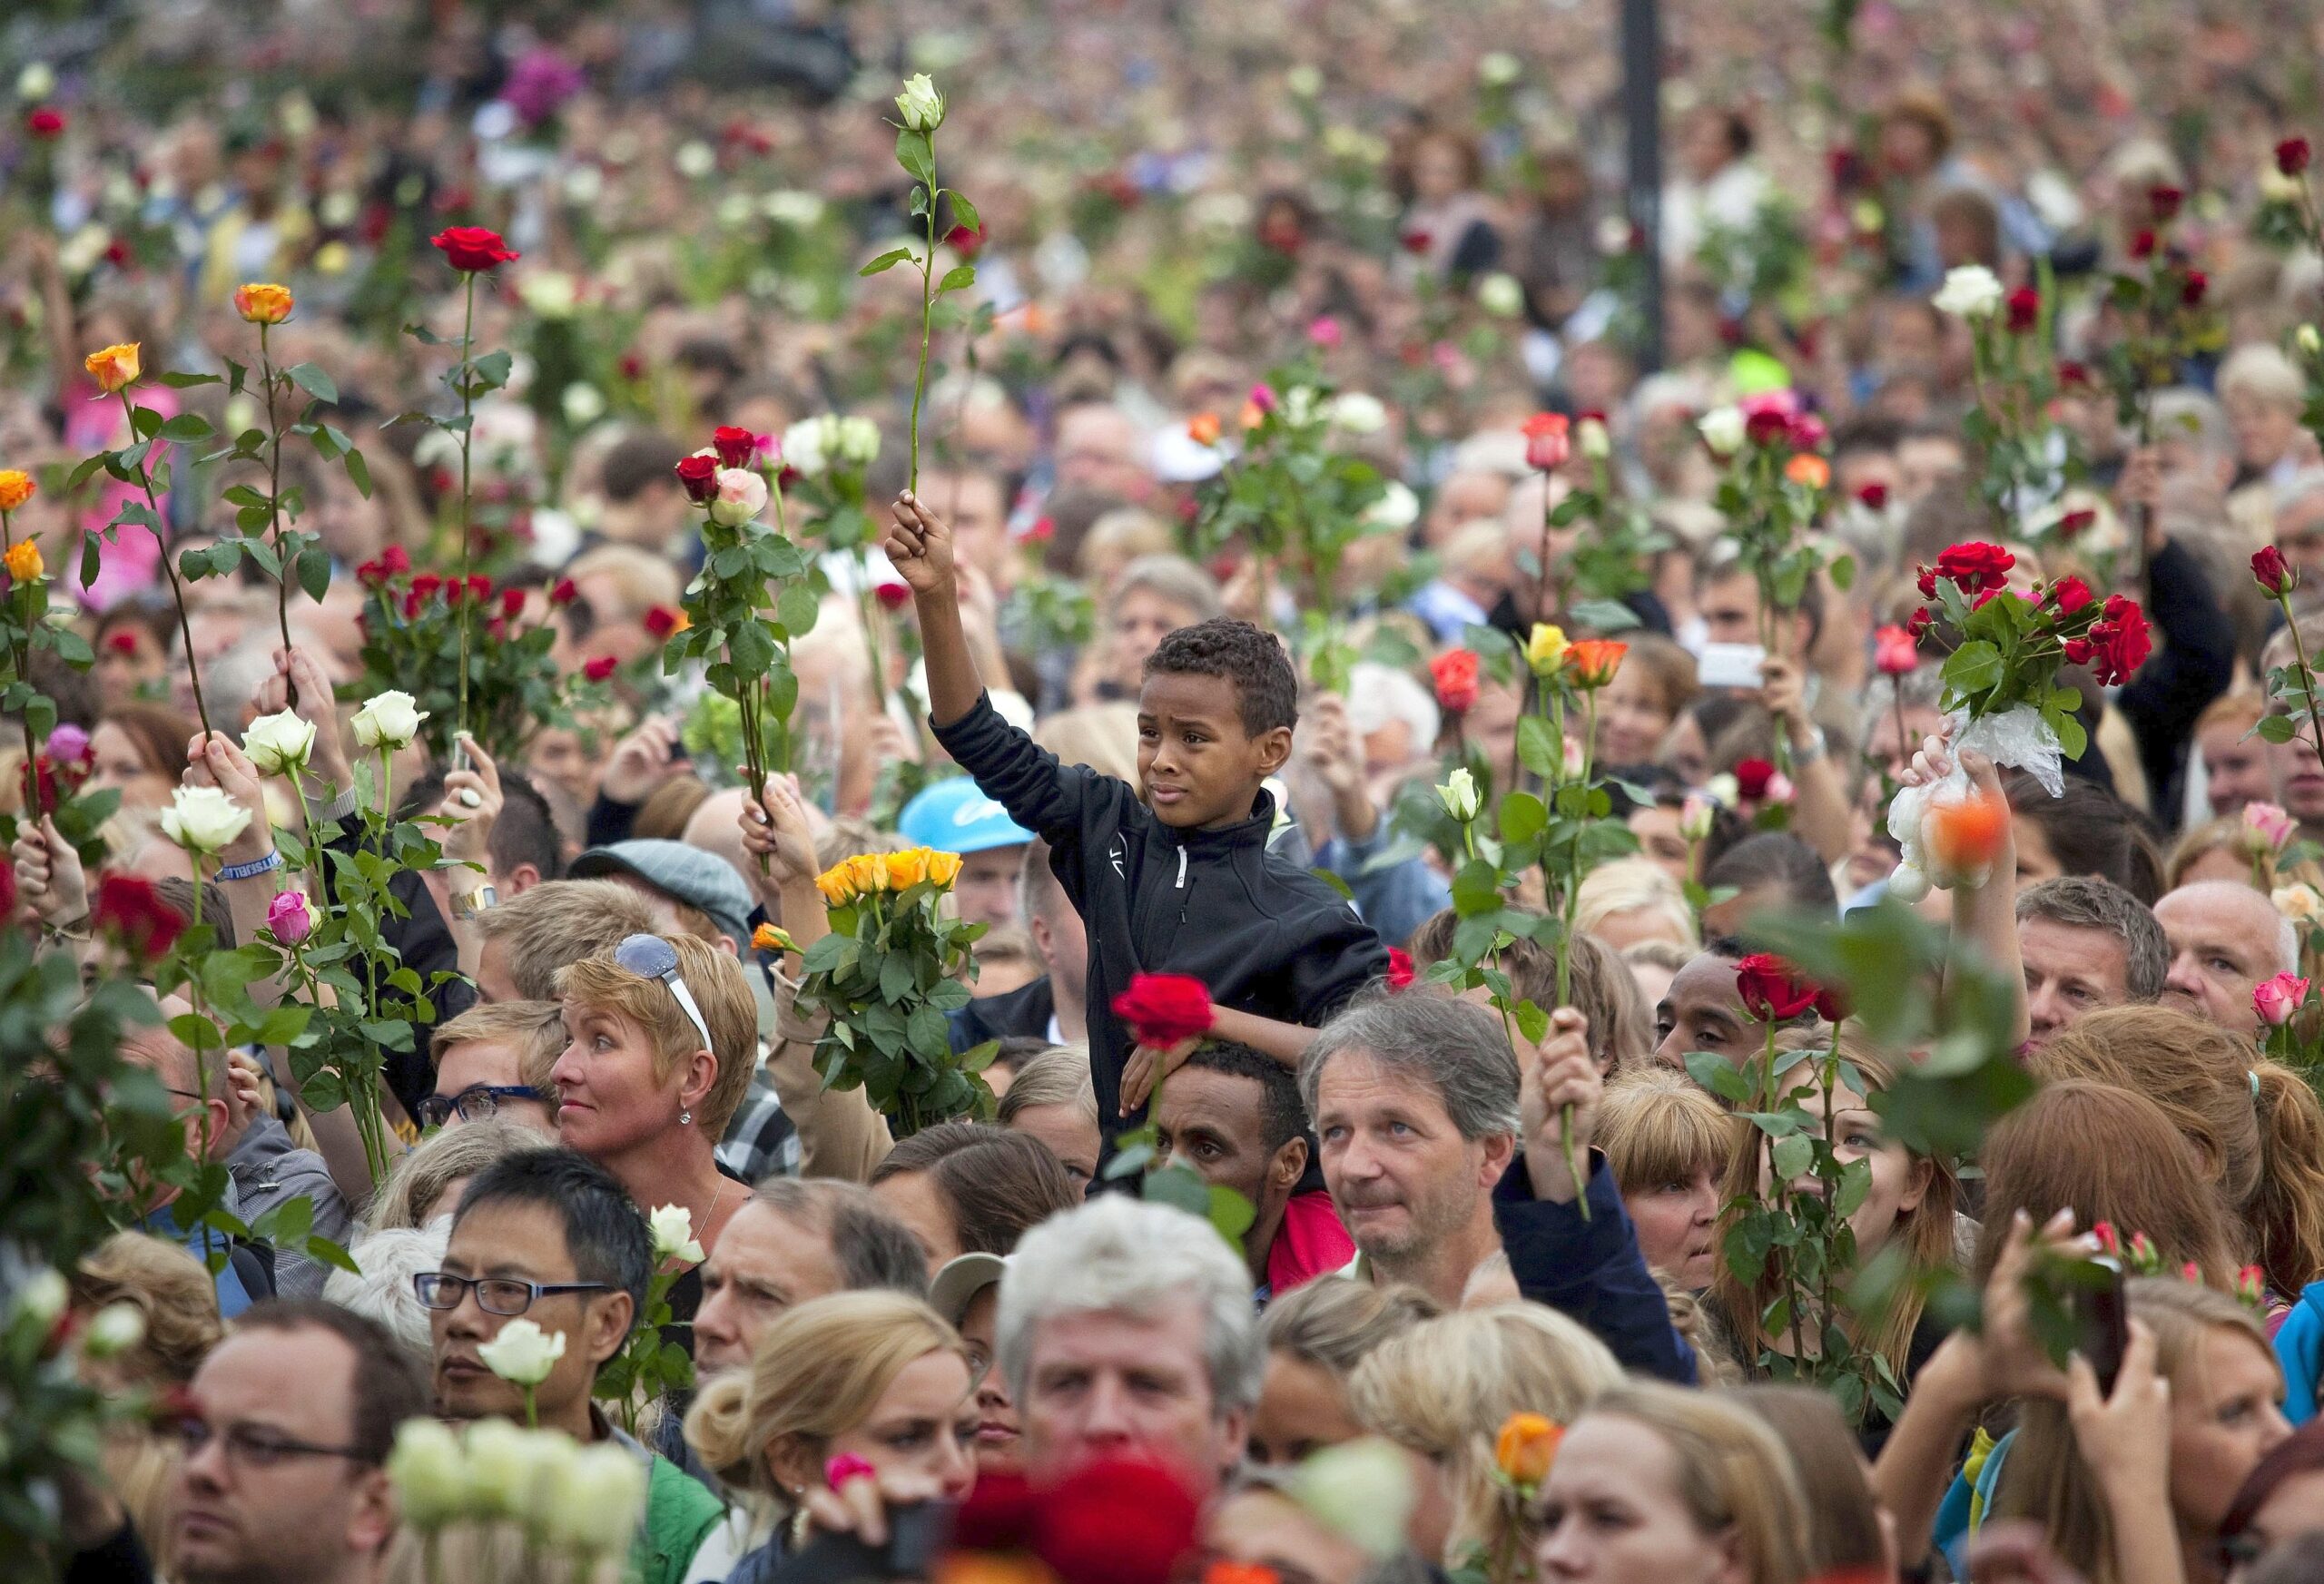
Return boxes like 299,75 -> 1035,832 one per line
933,694 -> 1389,1125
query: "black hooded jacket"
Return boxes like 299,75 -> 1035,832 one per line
932,694 -> 1389,1125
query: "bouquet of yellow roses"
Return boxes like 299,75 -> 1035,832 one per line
793,845 -> 995,1134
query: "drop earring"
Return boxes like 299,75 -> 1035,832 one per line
679,1109 -> 693,1126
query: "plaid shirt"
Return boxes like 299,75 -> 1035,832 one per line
716,1051 -> 799,1183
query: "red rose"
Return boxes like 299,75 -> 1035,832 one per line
1814,985 -> 1848,1023
1855,482 -> 1889,511
25,108 -> 64,140
1111,973 -> 1215,1048
1025,517 -> 1056,545
1733,758 -> 1777,801
952,1469 -> 1039,1552
583,655 -> 617,683
1915,568 -> 1938,600
1873,625 -> 1919,676
1400,230 -> 1433,255
2048,575 -> 2094,614
711,426 -> 763,468
104,630 -> 139,656
468,574 -> 490,601
2055,508 -> 2096,540
1521,413 -> 1571,472
1031,1458 -> 1202,1584
2063,636 -> 2093,665
2280,137 -> 2313,176
93,874 -> 185,959
402,589 -> 423,619
1430,648 -> 1481,714
644,605 -> 682,639
411,573 -> 443,601
944,221 -> 985,256
1744,408 -> 1791,448
2181,271 -> 2208,309
429,225 -> 519,272
499,586 -> 527,622
873,582 -> 914,612
1385,947 -> 1415,991
550,576 -> 578,605
2086,595 -> 2152,685
2005,286 -> 2040,332
356,557 -> 389,586
2256,546 -> 2297,598
2057,359 -> 2093,389
1905,605 -> 1935,641
2148,185 -> 2184,222
2129,229 -> 2158,261
1933,541 -> 2014,595
380,545 -> 410,577
675,453 -> 719,504
1734,953 -> 1819,1022
442,578 -> 465,606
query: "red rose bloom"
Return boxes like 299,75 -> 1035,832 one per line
25,108 -> 64,139
1873,625 -> 1919,676
499,587 -> 527,622
1933,541 -> 2015,595
2280,137 -> 2313,176
1430,648 -> 1481,714
93,874 -> 186,959
105,630 -> 140,656
1733,758 -> 1777,802
583,655 -> 617,683
2004,286 -> 2040,332
711,426 -> 762,468
2182,271 -> 2208,309
2055,509 -> 2096,541
410,573 -> 443,601
1734,953 -> 1819,1022
1856,482 -> 1889,511
1385,947 -> 1415,991
429,225 -> 520,272
644,605 -> 682,639
2086,595 -> 2152,685
2148,185 -> 2184,222
356,557 -> 389,586
1031,1458 -> 1201,1584
1915,568 -> 1939,600
550,576 -> 578,605
2256,546 -> 2297,598
873,582 -> 914,612
674,453 -> 719,504
2057,359 -> 2093,389
2048,575 -> 2094,614
1400,230 -> 1433,255
1744,408 -> 1791,448
944,221 -> 985,256
1112,973 -> 1215,1048
468,574 -> 491,601
951,1469 -> 1039,1552
1905,606 -> 1935,641
2129,229 -> 2158,261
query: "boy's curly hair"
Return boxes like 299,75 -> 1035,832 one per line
1143,618 -> 1298,735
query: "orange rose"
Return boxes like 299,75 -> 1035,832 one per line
1187,412 -> 1222,447
885,848 -> 931,890
232,283 -> 295,325
0,471 -> 33,513
1494,1412 -> 1561,1487
1926,789 -> 2009,874
1783,453 -> 1831,490
815,863 -> 856,906
926,850 -> 963,889
751,922 -> 796,954
4,540 -> 43,583
846,853 -> 888,894
1566,638 -> 1628,689
84,342 -> 142,394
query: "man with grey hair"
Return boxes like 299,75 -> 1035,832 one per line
692,1177 -> 929,1376
999,1195 -> 1259,1497
2017,876 -> 2170,1050
1299,991 -> 1694,1382
2155,880 -> 2299,1036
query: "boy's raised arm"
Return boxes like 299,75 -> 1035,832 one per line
884,490 -> 984,728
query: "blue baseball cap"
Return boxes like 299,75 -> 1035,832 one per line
897,777 -> 1034,855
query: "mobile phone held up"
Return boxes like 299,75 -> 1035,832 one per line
2074,1255 -> 2129,1397
1695,642 -> 1767,692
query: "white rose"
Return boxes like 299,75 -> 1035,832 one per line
478,1317 -> 566,1387
2263,165 -> 2306,203
350,691 -> 427,752
763,190 -> 825,228
542,1441 -> 649,1556
836,416 -> 882,466
1698,406 -> 1747,456
1577,417 -> 1611,459
1931,263 -> 2004,320
715,192 -> 754,229
161,784 -> 253,857
1436,767 -> 1480,823
1364,481 -> 1421,532
561,382 -> 606,428
562,165 -> 605,206
674,141 -> 715,180
1329,392 -> 1388,434
241,709 -> 317,776
18,64 -> 55,103
895,74 -> 946,133
386,1419 -> 468,1530
2300,324 -> 2322,357
1475,271 -> 1525,318
84,1303 -> 146,1359
2276,883 -> 2324,925
14,1268 -> 66,1330
459,1418 -> 534,1520
647,1205 -> 706,1266
1291,1437 -> 1413,1559
1706,772 -> 1740,809
517,271 -> 578,320
1282,386 -> 1321,427
782,417 -> 832,478
709,468 -> 770,527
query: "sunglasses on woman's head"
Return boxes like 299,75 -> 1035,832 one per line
612,932 -> 716,1055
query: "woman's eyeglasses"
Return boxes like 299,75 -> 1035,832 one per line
613,933 -> 716,1053
415,1084 -> 556,1129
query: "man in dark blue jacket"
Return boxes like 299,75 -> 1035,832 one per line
1298,989 -> 1695,1383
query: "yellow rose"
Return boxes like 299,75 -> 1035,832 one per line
0,471 -> 33,513
232,283 -> 295,325
1524,623 -> 1568,676
751,922 -> 796,954
925,851 -> 962,889
847,853 -> 888,894
5,540 -> 43,583
84,342 -> 142,394
885,848 -> 930,890
815,863 -> 855,906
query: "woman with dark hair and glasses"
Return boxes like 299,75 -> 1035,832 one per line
550,931 -> 763,1289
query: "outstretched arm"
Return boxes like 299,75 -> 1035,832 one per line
1900,729 -> 2030,1048
883,490 -> 984,728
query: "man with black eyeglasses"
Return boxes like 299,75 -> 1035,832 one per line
422,999 -> 564,1135
422,1147 -> 734,1584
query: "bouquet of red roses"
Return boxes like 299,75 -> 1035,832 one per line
352,555 -> 572,763
1886,541 -> 2150,900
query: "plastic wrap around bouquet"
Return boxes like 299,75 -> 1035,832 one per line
1884,542 -> 2152,903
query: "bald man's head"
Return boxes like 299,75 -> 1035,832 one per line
2156,880 -> 2297,1034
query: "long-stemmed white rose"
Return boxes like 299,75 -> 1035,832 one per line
350,688 -> 428,813
161,783 -> 253,857
863,74 -> 977,495
241,708 -> 317,777
648,1204 -> 706,1266
459,1417 -> 536,1520
542,1441 -> 649,1565
1932,263 -> 2004,320
386,1418 -> 468,1570
478,1318 -> 565,1428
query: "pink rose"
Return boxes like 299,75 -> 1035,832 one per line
1306,316 -> 1343,349
267,890 -> 315,946
709,467 -> 769,526
2255,971 -> 2310,1028
2245,802 -> 2298,854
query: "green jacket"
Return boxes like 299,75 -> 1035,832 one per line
635,1449 -> 726,1584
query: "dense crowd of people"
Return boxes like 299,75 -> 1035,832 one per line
25,0 -> 2324,1582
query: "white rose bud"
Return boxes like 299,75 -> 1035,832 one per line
1475,271 -> 1524,319
782,417 -> 832,479
836,416 -> 881,466
1698,406 -> 1747,457
895,74 -> 946,133
14,1268 -> 66,1330
674,141 -> 715,180
161,784 -> 253,857
460,1418 -> 533,1520
1329,391 -> 1388,434
84,1303 -> 146,1359
241,709 -> 317,776
709,467 -> 770,527
1931,263 -> 2004,320
478,1317 -> 566,1387
648,1204 -> 706,1266
386,1418 -> 468,1530
1679,792 -> 1716,841
350,690 -> 428,752
1577,417 -> 1611,459
543,1441 -> 649,1556
1364,481 -> 1420,532
562,382 -> 606,428
1436,767 -> 1480,823
18,64 -> 56,102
